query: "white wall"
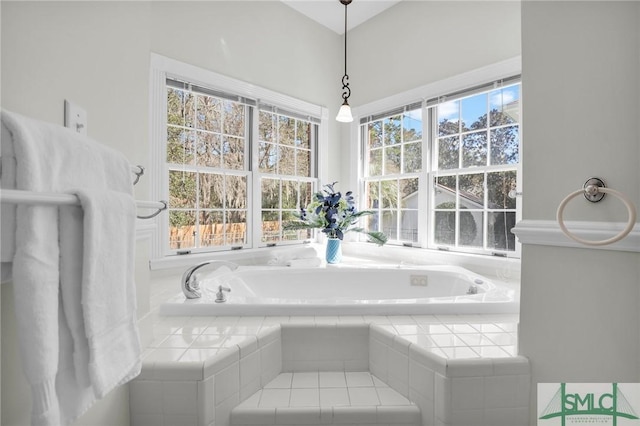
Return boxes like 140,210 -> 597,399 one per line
519,2 -> 640,424
0,1 -> 340,424
348,1 -> 522,106
1,2 -> 3,421
149,1 -> 344,182
345,0 -> 522,190
1,1 -> 153,198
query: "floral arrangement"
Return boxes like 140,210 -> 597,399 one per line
284,182 -> 387,245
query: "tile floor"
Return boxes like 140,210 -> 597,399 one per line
231,371 -> 421,426
241,371 -> 412,408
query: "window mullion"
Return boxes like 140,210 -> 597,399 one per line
454,176 -> 459,248
194,170 -> 201,249
422,106 -> 433,248
251,107 -> 260,249
483,172 -> 488,251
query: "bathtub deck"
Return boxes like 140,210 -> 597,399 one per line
143,313 -> 519,364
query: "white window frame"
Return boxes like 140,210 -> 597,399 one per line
256,107 -> 319,245
352,57 -> 522,258
360,105 -> 424,245
149,54 -> 328,261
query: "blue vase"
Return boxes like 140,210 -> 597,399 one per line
326,238 -> 342,264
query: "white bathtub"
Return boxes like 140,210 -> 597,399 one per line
160,264 -> 518,316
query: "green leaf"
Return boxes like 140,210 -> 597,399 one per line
366,231 -> 388,246
347,227 -> 388,246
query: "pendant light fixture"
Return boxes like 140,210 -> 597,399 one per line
335,0 -> 354,123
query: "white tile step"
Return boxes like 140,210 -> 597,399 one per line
231,371 -> 420,426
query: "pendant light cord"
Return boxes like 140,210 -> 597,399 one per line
344,1 -> 348,77
340,0 -> 351,102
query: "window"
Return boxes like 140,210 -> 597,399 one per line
150,55 -> 325,258
360,76 -> 521,257
431,83 -> 520,253
166,80 -> 250,251
362,105 -> 423,243
258,108 -> 317,244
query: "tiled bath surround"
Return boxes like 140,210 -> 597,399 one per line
130,315 -> 529,426
369,324 -> 529,426
131,321 -> 282,426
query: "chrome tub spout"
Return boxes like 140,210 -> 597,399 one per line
181,260 -> 238,299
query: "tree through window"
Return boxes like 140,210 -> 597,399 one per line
362,105 -> 423,244
432,83 -> 520,253
258,108 -> 317,244
361,78 -> 521,256
166,83 -> 250,250
163,78 -> 319,253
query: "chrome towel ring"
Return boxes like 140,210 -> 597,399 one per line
557,177 -> 637,246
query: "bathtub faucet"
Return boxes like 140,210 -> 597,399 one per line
181,260 -> 238,299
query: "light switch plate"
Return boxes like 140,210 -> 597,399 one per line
64,100 -> 87,135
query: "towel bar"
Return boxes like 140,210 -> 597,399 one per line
0,189 -> 167,220
131,165 -> 145,185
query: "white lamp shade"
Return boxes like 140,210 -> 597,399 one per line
335,104 -> 353,122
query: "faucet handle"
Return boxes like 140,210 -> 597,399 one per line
215,285 -> 231,303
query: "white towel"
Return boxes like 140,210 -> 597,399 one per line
286,257 -> 323,268
268,246 -> 318,265
75,189 -> 139,396
1,110 -> 141,425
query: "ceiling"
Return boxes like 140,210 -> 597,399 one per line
280,0 -> 403,34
